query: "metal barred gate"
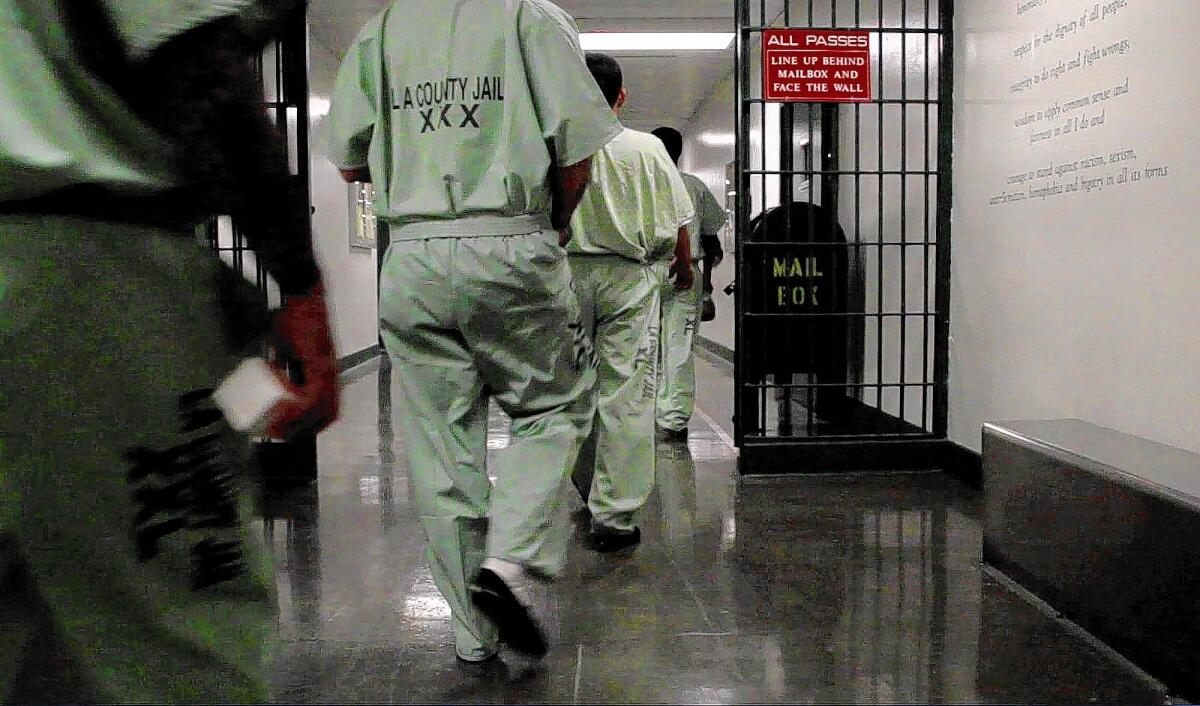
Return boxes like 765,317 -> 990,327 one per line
734,0 -> 954,472
201,7 -> 319,484
201,6 -> 311,312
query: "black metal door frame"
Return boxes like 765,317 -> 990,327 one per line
201,7 -> 319,483
734,0 -> 955,473
202,5 -> 312,309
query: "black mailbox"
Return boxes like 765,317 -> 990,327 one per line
743,201 -> 857,430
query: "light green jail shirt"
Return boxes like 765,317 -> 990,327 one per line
681,172 -> 726,262
568,127 -> 696,264
326,0 -> 621,228
0,0 -> 257,203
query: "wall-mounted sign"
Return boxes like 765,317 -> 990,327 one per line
349,182 -> 378,250
763,29 -> 872,103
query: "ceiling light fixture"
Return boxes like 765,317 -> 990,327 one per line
699,132 -> 736,146
580,33 -> 735,52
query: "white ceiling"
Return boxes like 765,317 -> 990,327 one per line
308,0 -> 735,131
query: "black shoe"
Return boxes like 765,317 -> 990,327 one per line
591,526 -> 641,553
468,569 -> 549,658
454,653 -> 512,685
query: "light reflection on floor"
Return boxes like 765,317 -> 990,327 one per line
262,357 -> 1167,704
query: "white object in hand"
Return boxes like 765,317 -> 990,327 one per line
212,358 -> 294,435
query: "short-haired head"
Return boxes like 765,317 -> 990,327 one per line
585,52 -> 625,109
651,127 -> 683,164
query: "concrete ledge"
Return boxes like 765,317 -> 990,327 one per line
983,419 -> 1200,700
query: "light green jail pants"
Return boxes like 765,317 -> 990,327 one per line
656,262 -> 703,433
568,255 -> 665,533
378,229 -> 595,661
0,217 -> 275,704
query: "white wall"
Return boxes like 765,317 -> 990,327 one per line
308,35 -> 380,359
951,0 -> 1200,453
682,68 -> 738,352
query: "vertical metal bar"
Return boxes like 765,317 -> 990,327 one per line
823,0 -> 840,424
284,8 -> 313,250
735,0 -> 751,446
854,0 -> 862,413
806,100 -> 816,435
922,0 -> 932,431
234,222 -> 245,277
802,0 -> 814,437
763,0 -> 772,434
274,40 -> 287,144
780,105 -> 794,436
899,0 -> 909,425
876,0 -> 884,411
933,0 -> 955,438
821,101 -> 841,422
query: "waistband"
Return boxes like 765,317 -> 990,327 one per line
389,214 -> 553,241
566,252 -> 671,271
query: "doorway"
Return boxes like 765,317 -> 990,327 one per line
734,0 -> 954,472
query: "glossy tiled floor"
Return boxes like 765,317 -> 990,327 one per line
262,354 -> 1167,704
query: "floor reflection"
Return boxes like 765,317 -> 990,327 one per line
264,358 -> 1167,704
721,477 -> 985,704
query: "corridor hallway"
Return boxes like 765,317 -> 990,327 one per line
262,354 -> 1168,704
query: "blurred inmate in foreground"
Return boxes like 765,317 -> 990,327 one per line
0,1 -> 338,701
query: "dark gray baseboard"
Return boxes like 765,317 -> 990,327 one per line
696,335 -> 734,364
338,344 -> 382,373
942,441 -> 983,489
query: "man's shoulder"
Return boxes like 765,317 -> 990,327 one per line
618,127 -> 660,149
347,5 -> 390,50
609,128 -> 673,161
518,0 -> 576,28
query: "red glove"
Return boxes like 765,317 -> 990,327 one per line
265,284 -> 341,440
670,256 -> 695,291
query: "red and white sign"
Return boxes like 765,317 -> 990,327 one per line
763,29 -> 873,103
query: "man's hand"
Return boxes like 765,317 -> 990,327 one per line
551,158 -> 592,232
265,284 -> 341,440
671,225 -> 694,290
670,257 -> 694,291
339,167 -> 372,184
